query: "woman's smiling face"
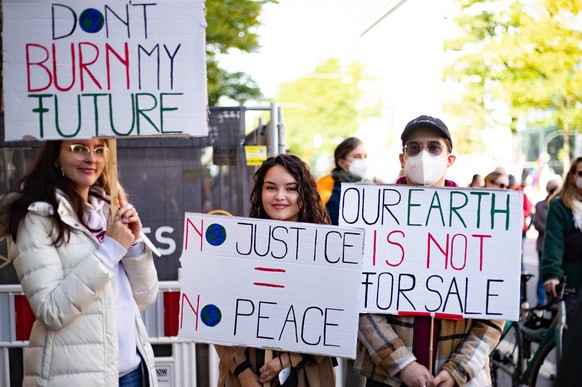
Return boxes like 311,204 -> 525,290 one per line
58,139 -> 108,200
261,165 -> 300,222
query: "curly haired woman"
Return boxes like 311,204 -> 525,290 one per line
215,154 -> 335,387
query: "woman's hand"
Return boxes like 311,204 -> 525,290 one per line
106,215 -> 135,250
236,368 -> 261,387
258,352 -> 301,384
544,278 -> 560,298
116,191 -> 142,240
105,191 -> 142,249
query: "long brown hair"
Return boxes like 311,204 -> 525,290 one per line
7,140 -> 113,245
250,154 -> 331,224
557,156 -> 582,210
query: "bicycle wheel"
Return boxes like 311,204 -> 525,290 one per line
528,340 -> 557,387
490,322 -> 524,387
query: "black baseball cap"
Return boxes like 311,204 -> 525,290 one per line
401,115 -> 451,146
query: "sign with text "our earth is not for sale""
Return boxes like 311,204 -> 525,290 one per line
339,183 -> 523,321
2,0 -> 207,141
178,213 -> 364,359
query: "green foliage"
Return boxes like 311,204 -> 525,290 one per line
276,59 -> 381,163
445,0 -> 582,156
206,0 -> 277,105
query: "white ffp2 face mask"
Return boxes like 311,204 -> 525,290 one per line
404,151 -> 448,185
348,158 -> 368,179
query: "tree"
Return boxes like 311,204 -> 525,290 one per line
206,0 -> 277,105
444,0 -> 582,167
277,58 -> 381,165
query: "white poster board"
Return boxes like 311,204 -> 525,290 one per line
178,213 -> 364,359
339,183 -> 523,321
2,0 -> 207,140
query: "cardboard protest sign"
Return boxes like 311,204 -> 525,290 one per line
2,0 -> 207,141
339,183 -> 523,321
178,213 -> 364,358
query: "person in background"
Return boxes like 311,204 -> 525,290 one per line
468,173 -> 482,187
0,140 -> 158,386
325,137 -> 368,225
215,154 -> 336,387
542,157 -> 582,305
483,171 -> 509,189
316,173 -> 335,206
532,178 -> 561,306
508,174 -> 533,303
355,115 -> 504,387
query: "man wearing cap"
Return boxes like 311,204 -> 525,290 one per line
354,115 -> 504,387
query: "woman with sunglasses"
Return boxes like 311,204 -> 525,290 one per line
0,139 -> 158,386
483,171 -> 509,189
542,157 -> 582,307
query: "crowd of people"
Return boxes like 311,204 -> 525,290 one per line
1,114 -> 580,387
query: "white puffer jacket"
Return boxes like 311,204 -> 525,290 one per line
9,191 -> 159,386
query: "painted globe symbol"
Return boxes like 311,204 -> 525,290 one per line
206,223 -> 226,246
79,8 -> 105,34
201,304 -> 222,327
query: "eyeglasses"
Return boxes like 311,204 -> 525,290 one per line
67,144 -> 109,161
404,141 -> 445,157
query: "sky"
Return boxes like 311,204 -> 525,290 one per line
220,0 -> 515,183
220,0 -> 390,98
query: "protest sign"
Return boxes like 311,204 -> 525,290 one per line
339,183 -> 523,321
178,213 -> 364,358
2,0 -> 207,141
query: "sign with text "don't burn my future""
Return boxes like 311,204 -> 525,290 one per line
2,0 -> 207,141
178,213 -> 365,359
340,183 -> 523,321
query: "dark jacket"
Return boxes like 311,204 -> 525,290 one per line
532,197 -> 550,252
541,198 -> 582,291
326,169 -> 362,225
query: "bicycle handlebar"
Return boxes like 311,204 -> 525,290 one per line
530,276 -> 576,312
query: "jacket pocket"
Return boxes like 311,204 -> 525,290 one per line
41,330 -> 55,380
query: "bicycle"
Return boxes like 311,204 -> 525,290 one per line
489,275 -> 575,387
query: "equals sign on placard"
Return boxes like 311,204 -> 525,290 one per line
253,267 -> 286,288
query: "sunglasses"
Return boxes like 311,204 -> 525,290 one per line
577,171 -> 582,177
493,181 -> 507,189
404,141 -> 445,157
67,144 -> 109,161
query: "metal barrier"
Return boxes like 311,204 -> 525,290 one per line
0,281 -> 215,387
0,282 -> 346,387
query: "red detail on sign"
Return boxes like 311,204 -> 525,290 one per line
398,311 -> 431,317
253,282 -> 285,288
434,312 -> 463,320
